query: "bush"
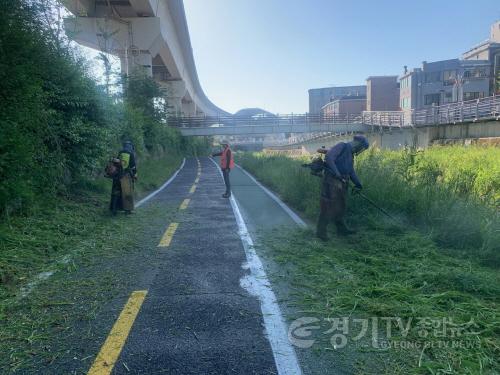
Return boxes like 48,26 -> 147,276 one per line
0,0 -> 209,216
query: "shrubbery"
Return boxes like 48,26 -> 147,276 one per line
0,0 -> 208,216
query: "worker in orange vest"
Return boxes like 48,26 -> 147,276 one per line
212,140 -> 234,198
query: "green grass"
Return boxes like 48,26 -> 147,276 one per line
0,202 -> 176,373
262,227 -> 500,374
239,146 -> 500,374
239,146 -> 500,266
0,154 -> 184,372
0,154 -> 183,301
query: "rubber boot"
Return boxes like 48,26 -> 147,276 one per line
335,220 -> 356,236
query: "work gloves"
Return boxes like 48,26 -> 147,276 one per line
352,185 -> 362,194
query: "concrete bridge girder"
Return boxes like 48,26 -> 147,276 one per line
65,16 -> 195,113
63,0 -> 227,117
266,120 -> 500,151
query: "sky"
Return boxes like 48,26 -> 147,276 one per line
183,0 -> 500,114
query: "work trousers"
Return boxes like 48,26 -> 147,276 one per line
222,168 -> 231,195
317,172 -> 348,236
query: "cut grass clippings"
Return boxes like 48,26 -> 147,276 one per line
240,147 -> 500,374
0,154 -> 183,372
260,226 -> 499,374
0,154 -> 182,300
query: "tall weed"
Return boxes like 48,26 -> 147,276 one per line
239,146 -> 499,266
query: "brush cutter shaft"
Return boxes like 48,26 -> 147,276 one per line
354,191 -> 399,223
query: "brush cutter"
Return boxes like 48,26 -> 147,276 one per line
351,188 -> 400,224
302,152 -> 399,224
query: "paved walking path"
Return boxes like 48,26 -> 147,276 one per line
91,157 -> 302,375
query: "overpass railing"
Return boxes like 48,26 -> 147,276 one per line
362,94 -> 500,127
169,94 -> 500,131
168,113 -> 364,128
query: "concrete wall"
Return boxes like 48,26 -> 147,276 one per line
270,120 -> 500,152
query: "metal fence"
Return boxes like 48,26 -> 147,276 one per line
168,113 -> 363,128
169,94 -> 500,130
362,94 -> 500,127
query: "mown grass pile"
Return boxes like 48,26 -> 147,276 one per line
239,145 -> 499,373
263,227 -> 500,374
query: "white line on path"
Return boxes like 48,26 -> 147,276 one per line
20,158 -> 186,299
136,158 -> 186,207
209,158 -> 302,375
236,164 -> 307,228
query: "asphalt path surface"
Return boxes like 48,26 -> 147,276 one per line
106,157 -> 289,374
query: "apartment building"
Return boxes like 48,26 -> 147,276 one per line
308,85 -> 366,114
321,96 -> 367,117
463,20 -> 500,95
399,59 -> 490,110
366,76 -> 399,111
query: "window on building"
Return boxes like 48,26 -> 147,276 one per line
443,70 -> 456,86
425,71 -> 441,83
475,68 -> 488,78
400,97 -> 410,109
400,77 -> 410,89
496,55 -> 500,94
424,93 -> 440,105
444,91 -> 453,103
463,92 -> 483,100
464,68 -> 489,79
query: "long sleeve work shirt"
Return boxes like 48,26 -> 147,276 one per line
212,148 -> 232,170
324,142 -> 362,188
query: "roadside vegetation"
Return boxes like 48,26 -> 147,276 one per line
0,1 -> 209,301
239,147 -> 499,374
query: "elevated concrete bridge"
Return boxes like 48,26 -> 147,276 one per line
63,3 -> 500,147
64,0 -> 228,116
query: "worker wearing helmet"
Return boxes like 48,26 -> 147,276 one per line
109,141 -> 137,215
316,135 -> 369,240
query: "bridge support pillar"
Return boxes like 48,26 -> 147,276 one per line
160,80 -> 186,116
182,100 -> 196,116
119,51 -> 152,77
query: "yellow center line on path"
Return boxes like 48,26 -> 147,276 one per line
87,290 -> 147,375
179,198 -> 190,210
194,177 -> 200,184
189,184 -> 197,194
158,222 -> 179,247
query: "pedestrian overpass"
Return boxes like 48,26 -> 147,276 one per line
170,95 -> 500,138
170,114 -> 367,136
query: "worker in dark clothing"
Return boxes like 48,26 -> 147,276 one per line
110,141 -> 137,215
212,140 -> 234,198
316,135 -> 369,240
